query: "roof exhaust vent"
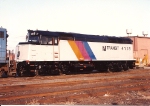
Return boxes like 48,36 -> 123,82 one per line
126,29 -> 132,36
142,31 -> 148,37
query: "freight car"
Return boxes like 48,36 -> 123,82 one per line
0,27 -> 16,77
15,30 -> 135,76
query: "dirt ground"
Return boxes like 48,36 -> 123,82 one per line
0,69 -> 150,105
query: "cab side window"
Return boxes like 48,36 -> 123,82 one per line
54,37 -> 58,45
41,36 -> 48,44
0,31 -> 4,38
40,36 -> 58,45
48,37 -> 53,45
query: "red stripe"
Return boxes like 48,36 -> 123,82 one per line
75,41 -> 91,60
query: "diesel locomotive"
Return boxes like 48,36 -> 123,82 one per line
0,27 -> 16,77
15,30 -> 135,76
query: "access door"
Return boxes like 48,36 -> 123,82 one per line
53,37 -> 60,61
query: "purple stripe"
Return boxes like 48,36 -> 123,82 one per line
75,41 -> 91,60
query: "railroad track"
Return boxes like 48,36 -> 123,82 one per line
0,69 -> 150,105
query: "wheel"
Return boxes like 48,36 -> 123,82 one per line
123,63 -> 129,71
62,65 -> 70,75
107,68 -> 111,73
1,69 -> 8,78
120,65 -> 124,72
107,64 -> 113,72
35,69 -> 39,76
117,63 -> 124,72
16,68 -> 23,77
38,68 -> 44,76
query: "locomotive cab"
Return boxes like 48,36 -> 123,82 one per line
26,31 -> 59,45
15,30 -> 60,76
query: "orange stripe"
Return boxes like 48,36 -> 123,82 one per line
68,40 -> 84,60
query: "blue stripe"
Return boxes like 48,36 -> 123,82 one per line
82,41 -> 96,60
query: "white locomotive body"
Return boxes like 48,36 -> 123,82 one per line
16,41 -> 133,61
15,30 -> 135,76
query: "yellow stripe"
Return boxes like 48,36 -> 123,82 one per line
68,40 -> 84,60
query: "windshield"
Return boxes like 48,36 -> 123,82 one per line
28,36 -> 39,42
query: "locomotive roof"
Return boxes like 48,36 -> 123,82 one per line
27,30 -> 132,44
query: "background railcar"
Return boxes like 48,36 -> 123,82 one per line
0,28 -> 16,77
15,30 -> 135,76
0,28 -> 8,77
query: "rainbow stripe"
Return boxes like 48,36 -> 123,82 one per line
82,41 -> 96,60
68,40 -> 84,60
75,41 -> 91,60
68,40 -> 96,61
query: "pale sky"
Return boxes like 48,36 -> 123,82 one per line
0,0 -> 150,51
